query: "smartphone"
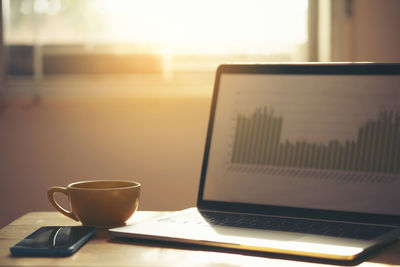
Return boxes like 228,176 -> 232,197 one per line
10,226 -> 96,257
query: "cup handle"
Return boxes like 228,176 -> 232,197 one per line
47,186 -> 79,221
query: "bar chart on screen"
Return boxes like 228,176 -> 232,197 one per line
229,106 -> 400,183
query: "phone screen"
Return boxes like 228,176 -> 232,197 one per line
10,226 -> 96,256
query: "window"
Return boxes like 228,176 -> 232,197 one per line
2,0 -> 310,96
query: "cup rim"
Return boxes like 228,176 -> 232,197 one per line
68,180 -> 141,190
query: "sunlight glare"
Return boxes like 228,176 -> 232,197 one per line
89,0 -> 308,54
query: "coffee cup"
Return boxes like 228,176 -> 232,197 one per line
47,180 -> 140,228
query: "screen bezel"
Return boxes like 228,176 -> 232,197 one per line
197,63 -> 400,226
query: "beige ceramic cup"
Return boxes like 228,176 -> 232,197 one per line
47,180 -> 140,228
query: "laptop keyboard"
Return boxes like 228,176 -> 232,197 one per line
200,211 -> 395,241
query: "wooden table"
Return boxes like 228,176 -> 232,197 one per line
2,212 -> 400,267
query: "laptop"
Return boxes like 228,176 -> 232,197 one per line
110,63 -> 400,262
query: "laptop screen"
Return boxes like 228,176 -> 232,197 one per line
200,64 -> 400,217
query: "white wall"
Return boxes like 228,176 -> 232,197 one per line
0,97 -> 210,227
331,0 -> 400,62
352,0 -> 400,62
